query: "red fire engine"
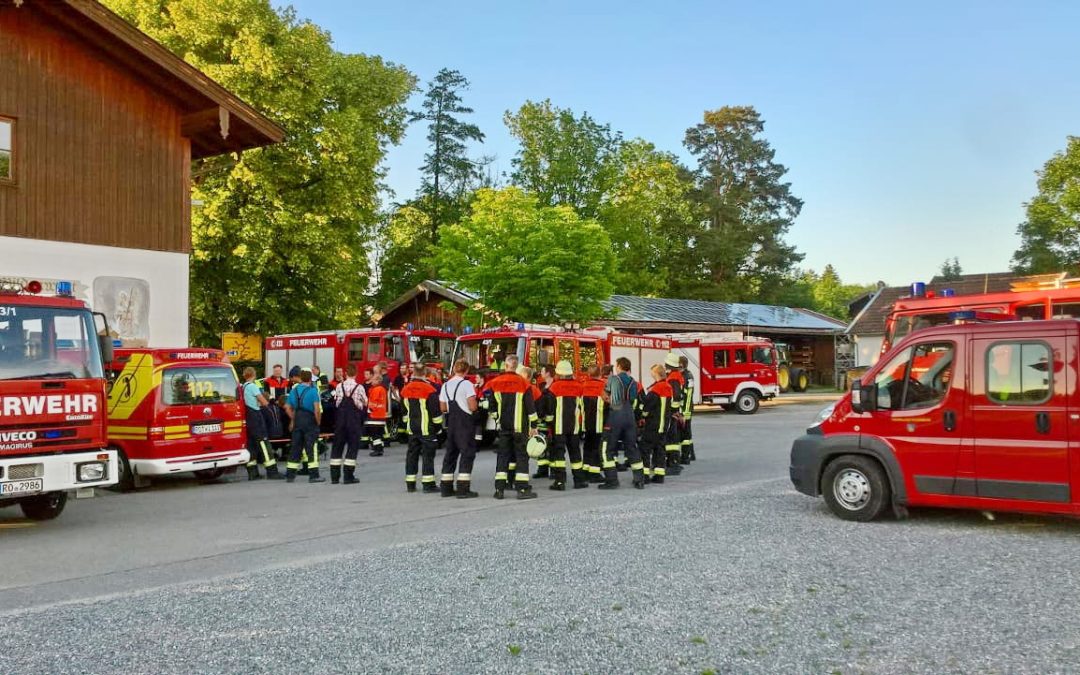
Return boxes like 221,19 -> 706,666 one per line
451,324 -> 607,376
105,348 -> 248,489
0,279 -> 118,520
264,327 -> 456,382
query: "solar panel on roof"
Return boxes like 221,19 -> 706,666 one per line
601,295 -> 844,331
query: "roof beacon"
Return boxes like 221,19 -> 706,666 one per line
941,288 -> 955,298
910,282 -> 926,298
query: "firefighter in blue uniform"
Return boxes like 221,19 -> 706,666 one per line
284,370 -> 325,483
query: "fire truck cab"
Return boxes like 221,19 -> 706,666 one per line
105,348 -> 248,489
792,318 -> 1080,521
452,324 -> 607,376
0,279 -> 118,520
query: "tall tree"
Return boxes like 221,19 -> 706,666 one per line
105,0 -> 415,344
939,257 -> 963,280
370,205 -> 435,310
435,188 -> 615,325
504,100 -> 622,219
683,106 -> 804,303
410,69 -> 485,240
1012,136 -> 1080,275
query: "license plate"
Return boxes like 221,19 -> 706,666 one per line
1,478 -> 43,496
192,423 -> 223,435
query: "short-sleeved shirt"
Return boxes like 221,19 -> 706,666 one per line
242,381 -> 263,411
605,372 -> 638,410
439,376 -> 477,411
287,383 -> 321,414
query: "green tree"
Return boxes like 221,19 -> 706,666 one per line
410,68 -> 485,239
104,0 -> 415,344
683,106 -> 804,303
435,187 -> 615,325
370,205 -> 435,310
939,257 -> 963,280
504,100 -> 622,219
1012,136 -> 1080,275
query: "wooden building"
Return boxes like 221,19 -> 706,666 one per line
0,0 -> 282,346
375,280 -> 479,332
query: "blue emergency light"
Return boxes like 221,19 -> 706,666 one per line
516,322 -> 525,331
941,288 -> 955,298
948,310 -> 977,322
55,281 -> 74,297
406,323 -> 414,331
911,282 -> 926,298
463,326 -> 473,335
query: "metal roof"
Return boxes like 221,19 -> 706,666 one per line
601,295 -> 846,335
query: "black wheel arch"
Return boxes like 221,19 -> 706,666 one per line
816,435 -> 907,505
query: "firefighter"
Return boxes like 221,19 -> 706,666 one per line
664,353 -> 685,476
365,368 -> 388,456
330,366 -> 345,391
311,365 -> 330,394
600,357 -> 643,489
547,360 -> 588,490
489,355 -> 538,500
283,369 -> 326,483
473,368 -> 491,446
581,365 -> 606,483
401,363 -> 443,493
329,364 -> 366,485
241,367 -> 283,480
439,359 -> 479,498
263,363 -> 289,400
641,364 -> 674,484
529,365 -> 553,479
678,355 -> 696,464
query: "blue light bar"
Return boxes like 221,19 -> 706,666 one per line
949,310 -> 977,322
55,281 -> 74,297
911,282 -> 926,298
463,326 -> 473,335
515,322 -> 525,331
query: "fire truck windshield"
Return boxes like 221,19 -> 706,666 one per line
411,336 -> 454,368
162,366 -> 239,405
0,305 -> 103,381
453,337 -> 524,370
887,313 -> 953,345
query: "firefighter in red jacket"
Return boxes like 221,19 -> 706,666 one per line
365,368 -> 389,456
401,363 -> 443,492
546,360 -> 588,490
664,353 -> 685,476
489,356 -> 538,500
581,365 -> 606,483
642,364 -> 674,484
263,364 -> 289,400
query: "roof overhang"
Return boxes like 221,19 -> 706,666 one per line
377,280 -> 478,321
26,0 -> 284,158
601,320 -> 842,337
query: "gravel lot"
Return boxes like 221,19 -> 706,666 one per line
4,472 -> 1080,674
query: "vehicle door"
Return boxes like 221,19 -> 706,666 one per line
970,335 -> 1070,505
347,337 -> 366,371
750,344 -> 779,390
863,339 -> 964,499
699,346 -> 735,399
577,339 -> 600,376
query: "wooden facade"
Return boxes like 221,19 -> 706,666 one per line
0,0 -> 282,253
376,281 -> 475,332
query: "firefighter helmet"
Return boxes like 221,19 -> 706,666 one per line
664,352 -> 681,369
526,433 -> 547,459
555,359 -> 574,376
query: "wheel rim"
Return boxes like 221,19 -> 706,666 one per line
738,395 -> 755,412
833,469 -> 871,510
778,368 -> 790,389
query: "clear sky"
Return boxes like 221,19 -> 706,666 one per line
291,0 -> 1080,286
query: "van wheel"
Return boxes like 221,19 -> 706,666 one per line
20,492 -> 68,521
194,468 -> 226,481
735,390 -> 760,415
822,455 -> 890,522
112,450 -> 136,492
777,365 -> 791,393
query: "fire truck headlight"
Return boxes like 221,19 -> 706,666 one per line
77,461 -> 107,482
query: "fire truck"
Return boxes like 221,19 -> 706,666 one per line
264,327 -> 457,382
105,348 -> 248,489
451,323 -> 607,375
881,276 -> 1080,355
0,279 -> 118,520
603,331 -> 780,414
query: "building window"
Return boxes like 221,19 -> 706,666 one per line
0,117 -> 13,183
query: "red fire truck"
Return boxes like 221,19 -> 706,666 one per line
105,348 -> 248,489
882,278 -> 1080,355
451,324 -> 607,375
793,317 -> 1080,521
0,279 -> 118,520
264,327 -> 456,382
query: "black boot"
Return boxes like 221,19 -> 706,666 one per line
651,474 -> 665,484
406,481 -> 417,493
667,460 -> 683,475
422,482 -> 440,494
265,464 -> 284,480
549,480 -> 566,491
285,468 -> 297,483
307,468 -> 326,483
589,472 -> 604,484
516,485 -> 537,500
330,466 -> 341,484
532,462 -> 549,479
632,470 -> 646,489
598,479 -> 619,490
342,466 -> 359,484
493,486 -> 505,500
456,481 -> 479,499
572,470 -> 590,489
298,466 -> 310,476
680,450 -> 692,465
440,481 -> 456,497
246,465 -> 262,481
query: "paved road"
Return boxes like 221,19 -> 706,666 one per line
4,401 -> 1080,674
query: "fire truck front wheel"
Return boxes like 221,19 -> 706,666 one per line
20,492 -> 68,521
735,390 -> 760,415
113,450 -> 137,492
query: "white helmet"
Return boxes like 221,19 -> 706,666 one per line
526,434 -> 547,459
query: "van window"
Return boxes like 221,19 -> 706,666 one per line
733,348 -> 747,365
987,342 -> 1051,404
557,339 -> 575,364
579,341 -> 599,370
386,336 -> 404,362
528,338 -> 555,367
713,349 -> 729,369
347,339 -> 365,362
1016,303 -> 1046,321
751,346 -> 773,365
873,341 -> 954,411
366,338 -> 380,361
162,366 -> 239,405
1051,303 -> 1080,319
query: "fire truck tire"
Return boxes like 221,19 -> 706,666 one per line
20,492 -> 67,521
790,368 -> 809,392
193,468 -> 227,481
735,390 -> 760,415
113,450 -> 137,492
821,455 -> 890,522
777,365 -> 791,393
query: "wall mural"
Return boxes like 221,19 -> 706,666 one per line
93,276 -> 150,347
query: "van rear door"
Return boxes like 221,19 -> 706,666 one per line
971,334 -> 1071,505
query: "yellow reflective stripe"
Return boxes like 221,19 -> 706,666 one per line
551,460 -> 567,468
570,462 -> 583,470
659,398 -> 667,432
494,472 -> 508,481
329,459 -> 344,466
165,433 -> 190,440
654,467 -> 666,476
343,459 -> 357,467
164,425 -> 189,433
405,474 -> 417,481
514,473 -> 530,482
108,425 -> 148,434
441,473 -> 455,481
420,401 -> 429,435
630,461 -> 644,470
421,475 -> 436,483
555,397 -> 564,435
458,473 -> 471,481
515,393 -> 524,431
287,462 -> 301,469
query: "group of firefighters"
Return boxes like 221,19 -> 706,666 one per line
238,351 -> 698,499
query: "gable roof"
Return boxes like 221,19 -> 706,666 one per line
26,0 -> 283,158
601,295 -> 846,336
376,280 -> 479,322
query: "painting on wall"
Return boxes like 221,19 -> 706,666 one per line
94,276 -> 150,347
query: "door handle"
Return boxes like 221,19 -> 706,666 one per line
1036,412 -> 1051,435
943,410 -> 956,432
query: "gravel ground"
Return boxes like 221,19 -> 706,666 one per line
3,478 -> 1080,674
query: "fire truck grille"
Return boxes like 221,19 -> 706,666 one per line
7,463 -> 44,480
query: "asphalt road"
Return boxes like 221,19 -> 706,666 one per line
3,400 -> 1080,674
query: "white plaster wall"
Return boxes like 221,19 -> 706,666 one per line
854,334 -> 884,367
0,236 -> 189,346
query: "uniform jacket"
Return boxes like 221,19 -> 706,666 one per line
488,372 -> 539,434
642,381 -> 674,435
401,378 -> 443,436
581,377 -> 606,434
367,382 -> 389,422
545,379 -> 583,436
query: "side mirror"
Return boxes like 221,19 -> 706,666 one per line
99,335 -> 115,365
850,379 -> 876,414
537,351 -> 550,367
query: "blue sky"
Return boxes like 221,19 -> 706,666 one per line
292,0 -> 1079,286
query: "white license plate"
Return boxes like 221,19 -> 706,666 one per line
1,478 -> 43,496
192,423 -> 223,435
